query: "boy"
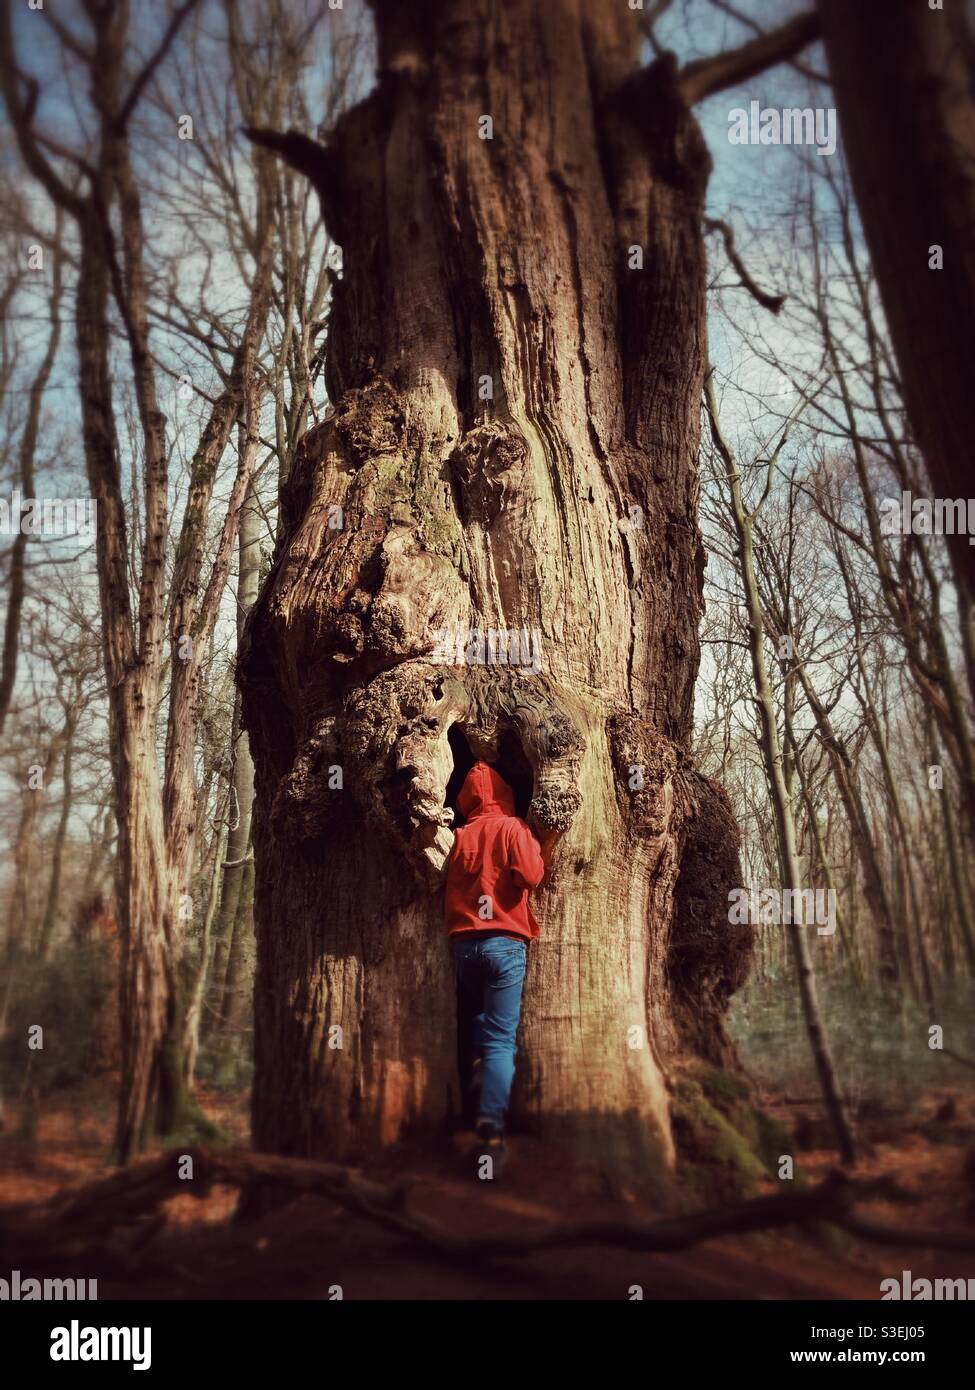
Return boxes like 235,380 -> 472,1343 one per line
444,760 -> 559,1176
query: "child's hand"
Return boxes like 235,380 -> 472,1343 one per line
535,824 -> 562,868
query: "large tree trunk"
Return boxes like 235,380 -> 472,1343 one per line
817,0 -> 975,663
241,0 -> 749,1187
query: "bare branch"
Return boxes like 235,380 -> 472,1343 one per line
705,217 -> 785,314
242,124 -> 342,227
679,11 -> 820,106
115,0 -> 202,132
0,1 -> 86,219
706,0 -> 829,84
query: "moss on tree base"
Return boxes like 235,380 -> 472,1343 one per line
670,1062 -> 792,1203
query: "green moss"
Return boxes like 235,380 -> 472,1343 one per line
671,1062 -> 801,1203
158,1100 -> 229,1151
367,452 -> 410,510
671,1065 -> 855,1262
752,1108 -> 793,1168
363,454 -> 462,557
672,1077 -> 767,1201
696,1061 -> 751,1108
416,497 -> 462,554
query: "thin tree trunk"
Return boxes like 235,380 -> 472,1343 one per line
0,245 -> 62,734
706,374 -> 856,1165
214,841 -> 255,1076
824,518 -> 937,997
206,464 -> 260,1043
36,711 -> 77,961
932,724 -> 975,975
0,736 -> 62,1033
788,722 -> 859,980
763,604 -> 902,988
79,805 -> 115,909
183,791 -> 230,1090
0,0 -> 279,1159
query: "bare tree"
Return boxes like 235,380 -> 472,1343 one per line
0,0 -> 290,1156
705,371 -> 855,1162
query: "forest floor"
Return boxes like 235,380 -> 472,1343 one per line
1,1080 -> 973,1300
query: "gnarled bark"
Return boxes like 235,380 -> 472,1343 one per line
241,0 -> 749,1187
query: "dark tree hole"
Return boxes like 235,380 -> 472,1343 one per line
495,731 -> 534,819
445,725 -> 476,822
445,725 -> 534,824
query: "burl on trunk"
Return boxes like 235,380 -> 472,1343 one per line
240,0 -> 749,1188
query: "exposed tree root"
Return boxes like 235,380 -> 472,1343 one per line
2,1147 -> 973,1264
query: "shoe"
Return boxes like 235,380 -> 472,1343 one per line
474,1119 -> 506,1181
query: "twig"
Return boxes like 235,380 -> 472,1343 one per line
704,217 -> 785,314
942,1049 -> 975,1072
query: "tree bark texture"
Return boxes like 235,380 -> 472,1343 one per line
817,0 -> 975,608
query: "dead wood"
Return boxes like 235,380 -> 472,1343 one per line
2,1147 -> 971,1266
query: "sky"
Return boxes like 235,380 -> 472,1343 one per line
0,0 -> 878,880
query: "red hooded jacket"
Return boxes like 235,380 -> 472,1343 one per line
445,762 -> 545,941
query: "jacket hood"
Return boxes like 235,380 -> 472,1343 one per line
457,761 -> 515,819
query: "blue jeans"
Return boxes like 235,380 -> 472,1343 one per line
452,934 -> 528,1132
